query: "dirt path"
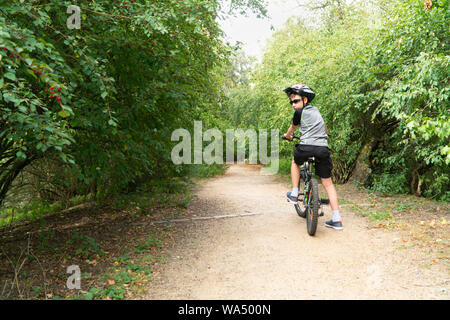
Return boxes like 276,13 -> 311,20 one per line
142,164 -> 449,299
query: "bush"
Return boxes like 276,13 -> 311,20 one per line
277,158 -> 292,176
369,172 -> 409,195
185,164 -> 228,178
423,172 -> 450,202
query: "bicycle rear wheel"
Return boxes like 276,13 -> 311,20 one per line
295,180 -> 306,218
306,178 -> 319,236
294,203 -> 306,218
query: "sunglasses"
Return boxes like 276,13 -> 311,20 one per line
290,99 -> 302,105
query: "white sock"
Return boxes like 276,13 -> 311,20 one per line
291,188 -> 299,197
332,210 -> 341,222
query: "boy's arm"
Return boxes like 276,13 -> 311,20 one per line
284,108 -> 301,140
284,123 -> 298,140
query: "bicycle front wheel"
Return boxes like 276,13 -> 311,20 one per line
306,178 -> 320,236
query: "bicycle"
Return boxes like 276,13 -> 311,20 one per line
282,134 -> 330,236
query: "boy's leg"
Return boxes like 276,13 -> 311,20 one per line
291,158 -> 300,190
314,147 -> 343,230
321,177 -> 343,230
286,158 -> 301,203
320,177 -> 338,211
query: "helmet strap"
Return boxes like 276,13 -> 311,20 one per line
302,96 -> 308,108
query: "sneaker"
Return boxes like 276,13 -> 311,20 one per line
286,191 -> 298,204
325,220 -> 343,230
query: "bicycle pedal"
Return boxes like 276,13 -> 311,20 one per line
320,198 -> 330,205
297,198 -> 304,202
319,212 -> 324,217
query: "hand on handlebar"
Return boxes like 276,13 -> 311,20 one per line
282,133 -> 293,141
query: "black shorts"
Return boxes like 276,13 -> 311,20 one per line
293,144 -> 333,179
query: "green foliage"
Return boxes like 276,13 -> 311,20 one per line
395,202 -> 416,211
350,204 -> 394,221
0,0 -> 267,206
422,171 -> 450,202
367,211 -> 393,221
66,232 -> 104,259
0,198 -> 61,228
134,236 -> 162,254
369,172 -> 409,195
81,249 -> 153,300
185,163 -> 228,178
36,221 -> 55,255
0,193 -> 92,228
277,158 -> 292,176
224,0 -> 449,200
109,174 -> 194,213
32,286 -> 42,298
90,284 -> 126,300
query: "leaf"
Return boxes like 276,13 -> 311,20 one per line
4,72 -> 16,81
58,110 -> 70,118
59,153 -> 68,163
16,151 -> 26,160
84,293 -> 94,300
26,69 -> 38,79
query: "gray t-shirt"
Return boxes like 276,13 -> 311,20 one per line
292,104 -> 328,147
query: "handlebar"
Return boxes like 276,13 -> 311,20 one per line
282,133 -> 331,141
282,134 -> 300,141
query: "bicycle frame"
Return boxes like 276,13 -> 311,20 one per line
283,132 -> 330,235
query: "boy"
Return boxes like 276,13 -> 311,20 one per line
283,84 -> 343,230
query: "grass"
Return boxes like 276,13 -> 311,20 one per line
0,194 -> 93,229
277,158 -> 292,176
66,232 -> 105,259
341,184 -> 449,269
0,162 -> 228,300
338,197 -> 355,205
396,243 -> 415,250
0,165 -> 208,229
65,234 -> 164,300
395,203 -> 417,211
108,164 -> 228,214
46,225 -> 170,300
107,177 -> 195,218
134,235 -> 163,254
186,163 -> 228,178
270,160 -> 450,270
0,163 -> 227,230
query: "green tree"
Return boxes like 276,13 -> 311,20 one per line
224,0 -> 449,200
0,0 -> 267,206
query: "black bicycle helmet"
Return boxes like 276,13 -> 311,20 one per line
284,84 -> 315,103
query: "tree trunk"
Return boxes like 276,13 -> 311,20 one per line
349,138 -> 376,186
0,158 -> 35,207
